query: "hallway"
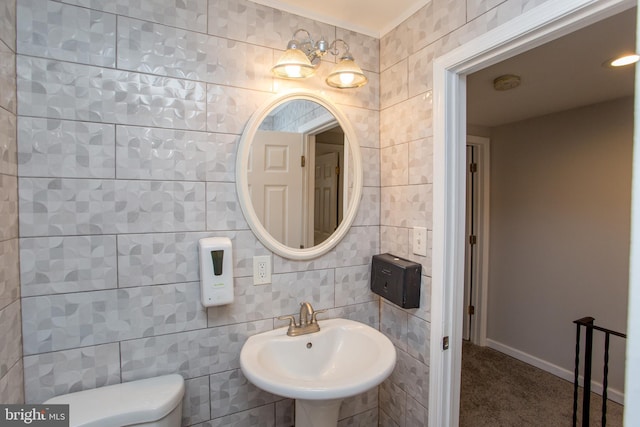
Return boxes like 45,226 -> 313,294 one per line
459,342 -> 623,426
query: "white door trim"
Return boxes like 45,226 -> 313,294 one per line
429,1 -> 635,426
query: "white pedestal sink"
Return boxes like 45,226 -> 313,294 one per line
240,318 -> 396,427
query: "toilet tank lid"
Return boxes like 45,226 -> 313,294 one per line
44,375 -> 185,427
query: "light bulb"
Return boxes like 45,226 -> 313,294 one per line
610,54 -> 639,67
285,64 -> 302,78
339,72 -> 355,86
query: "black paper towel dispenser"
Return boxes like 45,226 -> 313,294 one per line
371,253 -> 421,308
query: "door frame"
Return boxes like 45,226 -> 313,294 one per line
464,136 -> 490,345
428,1 -> 636,426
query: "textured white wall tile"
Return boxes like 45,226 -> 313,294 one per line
17,0 -> 116,67
275,399 -> 294,427
361,147 -> 381,187
210,368 -> 280,418
381,300 -> 408,351
353,186 -> 380,227
0,174 -> 17,240
381,184 -> 433,229
408,137 -> 433,185
326,301 -> 379,329
334,264 -> 376,306
424,0 -> 466,49
407,315 -> 431,364
118,16 -> 273,91
381,0 -> 466,72
23,343 -> 121,403
391,350 -> 429,407
116,126 -> 239,182
56,0 -> 207,32
0,0 -> 16,51
334,225 -> 379,268
207,276 -> 274,327
120,320 -> 273,381
381,59 -> 408,110
208,0 -> 335,50
206,84 -> 271,134
18,178 -> 206,236
0,41 -> 16,113
406,395 -> 429,426
339,388 -> 378,420
336,27 -> 380,73
183,376 -> 211,426
340,104 -> 379,150
381,226 -> 410,259
0,107 -> 16,176
20,235 -> 117,296
22,282 -> 208,354
13,0 -> 384,422
0,359 -> 23,404
380,92 -> 433,148
22,282 -> 206,354
273,249 -> 337,274
467,0 -> 506,21
0,238 -> 19,311
338,408 -> 378,426
206,182 -> 248,231
408,43 -> 435,98
117,232 -> 210,287
18,118 -> 115,178
271,269 -> 335,318
207,404 -> 276,427
380,16 -> 411,73
0,299 -> 21,377
381,143 -> 409,187
116,126 -> 207,181
17,57 -> 207,130
379,379 -> 406,426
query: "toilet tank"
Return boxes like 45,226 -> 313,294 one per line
44,375 -> 185,427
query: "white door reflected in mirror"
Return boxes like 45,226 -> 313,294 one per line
236,91 -> 362,260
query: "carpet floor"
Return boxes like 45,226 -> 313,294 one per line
459,341 -> 624,426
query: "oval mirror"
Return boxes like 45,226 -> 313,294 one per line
236,90 -> 363,260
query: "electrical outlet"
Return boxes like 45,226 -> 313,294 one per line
253,255 -> 271,285
413,227 -> 427,256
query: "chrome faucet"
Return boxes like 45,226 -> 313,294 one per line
278,302 -> 326,336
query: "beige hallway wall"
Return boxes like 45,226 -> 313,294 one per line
488,96 -> 633,393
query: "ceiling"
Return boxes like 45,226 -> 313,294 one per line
250,1 -> 636,128
248,0 -> 429,37
467,8 -> 637,128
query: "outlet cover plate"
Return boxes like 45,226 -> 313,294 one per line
253,255 -> 271,285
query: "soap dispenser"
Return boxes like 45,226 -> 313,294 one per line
198,237 -> 234,307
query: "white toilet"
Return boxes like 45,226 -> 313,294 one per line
44,374 -> 185,427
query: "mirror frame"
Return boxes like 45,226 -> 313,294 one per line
236,90 -> 363,260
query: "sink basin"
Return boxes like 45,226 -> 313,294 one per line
240,318 -> 396,401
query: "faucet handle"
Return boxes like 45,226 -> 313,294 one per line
310,309 -> 326,324
277,315 -> 297,329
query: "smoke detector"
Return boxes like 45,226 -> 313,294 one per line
493,74 -> 521,91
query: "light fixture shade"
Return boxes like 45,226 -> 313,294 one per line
271,48 -> 316,79
325,56 -> 368,89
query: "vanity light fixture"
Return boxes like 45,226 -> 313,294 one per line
271,29 -> 368,89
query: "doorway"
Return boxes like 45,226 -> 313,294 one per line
428,1 -> 637,426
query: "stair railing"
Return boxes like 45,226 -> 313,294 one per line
572,317 -> 626,427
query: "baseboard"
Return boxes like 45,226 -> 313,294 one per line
485,339 -> 624,405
